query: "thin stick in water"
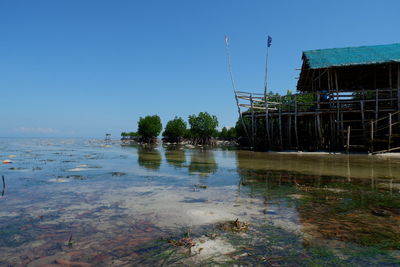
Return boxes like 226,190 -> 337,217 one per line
1,176 -> 5,196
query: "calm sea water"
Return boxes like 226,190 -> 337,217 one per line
1,138 -> 400,266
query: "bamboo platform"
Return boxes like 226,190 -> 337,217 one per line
236,88 -> 400,152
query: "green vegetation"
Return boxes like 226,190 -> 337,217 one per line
218,126 -> 236,140
162,116 -> 187,143
121,131 -> 139,139
125,112 -> 238,144
138,115 -> 162,143
188,112 -> 219,145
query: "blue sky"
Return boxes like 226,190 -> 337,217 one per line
1,0 -> 399,137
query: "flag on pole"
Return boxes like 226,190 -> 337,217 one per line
225,35 -> 229,47
267,35 -> 272,47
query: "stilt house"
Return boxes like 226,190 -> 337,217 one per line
236,43 -> 400,152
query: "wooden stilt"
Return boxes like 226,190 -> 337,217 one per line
271,116 -> 274,148
328,69 -> 336,150
316,92 -> 322,148
389,113 -> 392,150
375,89 -> 379,120
397,64 -> 400,119
250,94 -> 255,147
279,97 -> 283,150
314,116 -> 318,148
340,112 -> 344,149
288,115 -> 292,149
264,93 -> 270,147
347,125 -> 350,153
361,100 -> 365,130
389,64 -> 393,106
294,95 -> 299,149
334,69 -> 342,148
235,92 -> 250,144
370,120 -> 374,153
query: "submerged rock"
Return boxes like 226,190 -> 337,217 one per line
111,172 -> 127,177
67,175 -> 87,180
263,209 -> 277,215
217,219 -> 249,233
371,208 -> 391,217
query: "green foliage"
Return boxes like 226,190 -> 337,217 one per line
188,112 -> 218,144
219,127 -> 229,139
138,115 -> 162,141
162,117 -> 187,142
235,117 -> 250,138
295,93 -> 315,111
121,132 -> 139,137
218,127 -> 237,140
128,132 -> 139,137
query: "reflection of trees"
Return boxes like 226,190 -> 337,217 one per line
188,150 -> 217,177
236,150 -> 400,249
165,148 -> 186,168
137,147 -> 162,170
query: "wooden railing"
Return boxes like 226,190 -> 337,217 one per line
370,111 -> 400,153
236,88 -> 399,116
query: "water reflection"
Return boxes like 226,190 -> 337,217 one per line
164,147 -> 186,168
188,149 -> 217,177
1,138 -> 400,266
137,147 -> 162,170
236,151 -> 400,181
235,151 -> 400,251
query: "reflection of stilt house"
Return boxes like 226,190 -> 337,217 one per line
236,43 -> 400,152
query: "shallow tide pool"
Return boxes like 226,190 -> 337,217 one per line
1,138 -> 400,266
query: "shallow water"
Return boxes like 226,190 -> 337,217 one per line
1,138 -> 400,266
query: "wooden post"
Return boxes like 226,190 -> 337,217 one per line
279,96 -> 283,150
271,116 -> 275,147
316,92 -> 322,148
288,115 -> 292,149
375,89 -> 379,120
235,92 -> 251,144
264,93 -> 270,147
370,120 -> 374,153
327,68 -> 334,150
334,69 -> 343,147
318,69 -> 321,88
389,64 -> 393,107
347,125 -> 350,153
397,64 -> 400,120
361,100 -> 365,129
250,94 -> 255,147
389,113 -> 392,150
294,95 -> 299,149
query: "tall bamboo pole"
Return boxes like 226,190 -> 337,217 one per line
225,36 -> 250,143
264,39 -> 271,147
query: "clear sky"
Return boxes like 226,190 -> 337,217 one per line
1,0 -> 399,137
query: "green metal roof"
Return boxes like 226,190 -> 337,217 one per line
303,43 -> 400,69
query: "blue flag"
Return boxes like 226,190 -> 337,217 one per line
267,36 -> 272,47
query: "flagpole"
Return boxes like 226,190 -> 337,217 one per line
264,45 -> 269,96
